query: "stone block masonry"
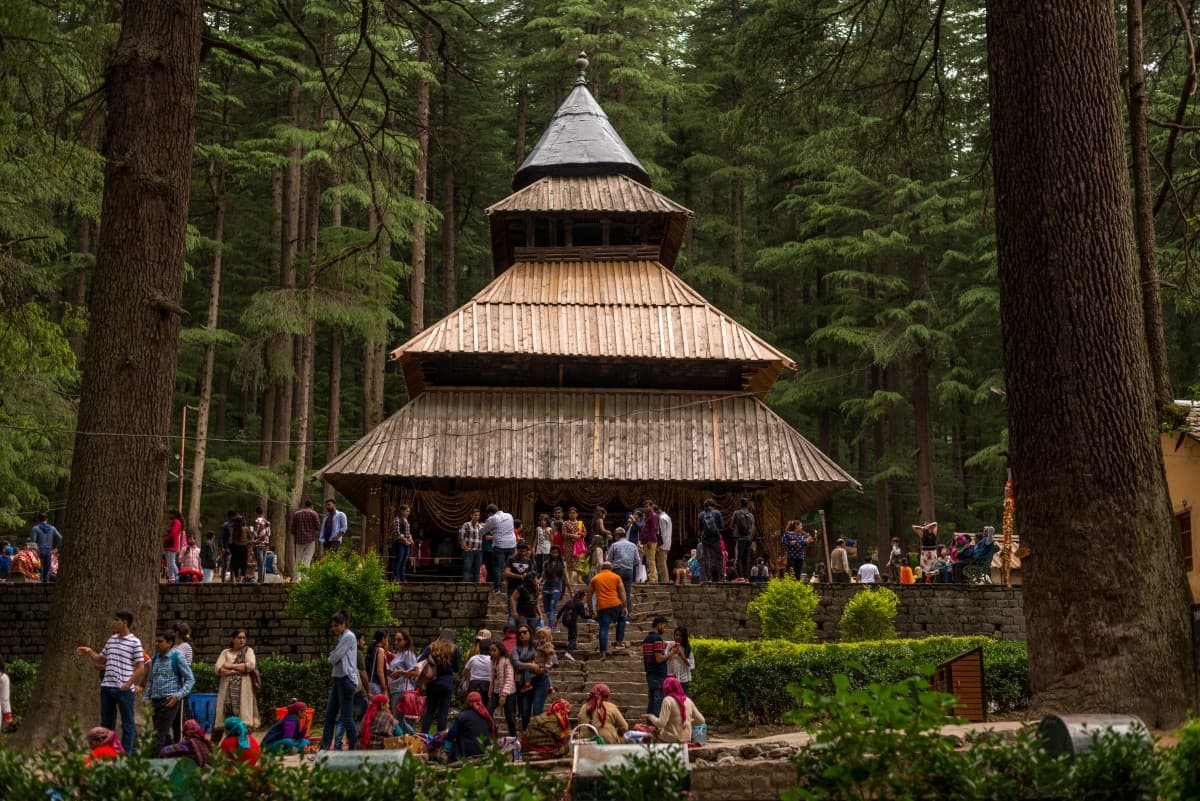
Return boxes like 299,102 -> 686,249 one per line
669,583 -> 1026,642
0,581 -> 1021,662
0,582 -> 491,662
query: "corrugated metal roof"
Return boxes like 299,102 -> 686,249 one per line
512,84 -> 650,190
317,389 -> 861,491
486,175 -> 691,216
391,260 -> 795,370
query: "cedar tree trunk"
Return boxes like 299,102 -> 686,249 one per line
986,0 -> 1195,724
20,0 -> 202,748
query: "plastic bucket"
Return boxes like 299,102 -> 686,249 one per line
190,693 -> 218,734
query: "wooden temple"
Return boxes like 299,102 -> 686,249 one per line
318,54 -> 860,563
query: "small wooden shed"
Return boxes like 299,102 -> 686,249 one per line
931,647 -> 987,722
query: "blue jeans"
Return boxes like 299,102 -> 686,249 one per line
493,547 -> 514,592
646,676 -> 665,716
320,675 -> 357,750
520,673 -> 552,729
615,569 -> 634,616
462,549 -> 482,582
542,585 -> 562,624
597,606 -> 626,653
100,686 -> 137,754
390,540 -> 411,581
39,550 -> 53,583
255,546 -> 267,583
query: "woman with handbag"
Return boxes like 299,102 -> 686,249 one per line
416,630 -> 460,733
214,629 -> 259,737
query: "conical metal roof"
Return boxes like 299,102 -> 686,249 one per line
512,54 -> 650,190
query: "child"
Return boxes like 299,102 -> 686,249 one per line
673,557 -> 689,586
555,589 -> 590,661
0,544 -> 12,580
749,558 -> 770,584
533,628 -> 556,674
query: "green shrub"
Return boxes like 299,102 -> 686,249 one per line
745,574 -> 819,642
192,658 -> 332,721
783,676 -> 1163,801
598,747 -> 689,801
285,549 -> 397,630
1162,718 -> 1200,800
838,587 -> 899,642
689,636 -> 1027,725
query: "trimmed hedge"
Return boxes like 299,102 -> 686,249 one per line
690,636 -> 1029,724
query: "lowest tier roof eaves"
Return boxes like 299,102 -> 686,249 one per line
317,388 -> 861,503
391,260 -> 796,372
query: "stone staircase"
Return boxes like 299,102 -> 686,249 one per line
483,583 -> 675,725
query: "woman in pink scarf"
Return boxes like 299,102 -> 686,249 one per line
645,677 -> 704,744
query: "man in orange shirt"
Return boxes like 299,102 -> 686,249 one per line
588,561 -> 628,659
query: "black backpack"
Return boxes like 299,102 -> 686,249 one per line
733,509 -> 755,540
699,510 -> 720,544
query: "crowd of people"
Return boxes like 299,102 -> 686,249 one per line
60,595 -> 704,767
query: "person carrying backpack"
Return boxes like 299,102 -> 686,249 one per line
731,498 -> 756,583
145,630 -> 195,753
697,499 -> 725,583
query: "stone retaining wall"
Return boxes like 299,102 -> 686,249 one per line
669,583 -> 1025,642
0,581 -> 1022,662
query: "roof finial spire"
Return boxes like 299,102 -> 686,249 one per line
574,51 -> 589,87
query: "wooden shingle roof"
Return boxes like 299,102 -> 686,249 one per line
316,388 -> 861,509
391,260 -> 795,395
486,175 -> 691,216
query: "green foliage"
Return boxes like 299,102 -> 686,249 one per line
838,587 -> 899,642
784,676 -> 1163,801
285,550 -> 397,631
689,636 -> 1028,725
598,747 -> 689,801
745,574 -> 819,642
191,658 -> 331,722
1162,719 -> 1200,800
0,739 -> 564,801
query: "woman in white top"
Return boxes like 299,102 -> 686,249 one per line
214,629 -> 259,734
0,658 -> 11,731
534,514 -> 552,574
388,629 -> 420,717
668,627 -> 695,693
463,646 -> 493,698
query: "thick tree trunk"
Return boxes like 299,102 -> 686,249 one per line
20,0 -> 202,748
911,349 -> 936,524
272,86 -> 301,470
363,203 -> 385,430
987,0 -> 1195,725
1127,0 -> 1173,415
289,164 -> 320,576
410,21 -> 432,334
872,366 -> 890,562
441,57 -> 458,313
731,172 -> 745,315
187,167 -> 226,535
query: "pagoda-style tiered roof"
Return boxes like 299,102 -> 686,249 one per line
318,388 -> 859,511
391,259 -> 795,397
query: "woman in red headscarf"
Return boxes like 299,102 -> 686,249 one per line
577,683 -> 629,744
360,693 -> 403,749
442,691 -> 495,762
85,727 -> 124,766
644,677 -> 704,744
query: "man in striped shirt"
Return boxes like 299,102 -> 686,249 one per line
75,610 -> 146,754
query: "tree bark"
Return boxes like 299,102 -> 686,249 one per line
514,83 -> 528,168
872,366 -> 890,562
20,0 -> 202,748
1127,0 -> 1173,415
987,0 -> 1195,725
187,162 -> 226,535
272,85 -> 302,470
325,325 -> 342,500
410,20 -> 432,334
911,349 -> 936,524
69,107 -> 100,360
440,55 -> 458,314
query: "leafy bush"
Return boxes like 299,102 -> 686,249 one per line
784,675 -> 1163,801
0,742 -> 564,801
285,549 -> 397,630
192,658 -> 332,721
690,636 -> 1028,725
745,574 -> 819,642
838,587 -> 898,642
598,746 -> 689,801
1162,718 -> 1200,800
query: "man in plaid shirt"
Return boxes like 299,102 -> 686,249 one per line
459,509 -> 484,584
291,499 -> 321,578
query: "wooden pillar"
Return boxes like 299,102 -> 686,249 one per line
366,481 -> 383,554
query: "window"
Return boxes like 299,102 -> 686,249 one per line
1179,510 -> 1193,572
